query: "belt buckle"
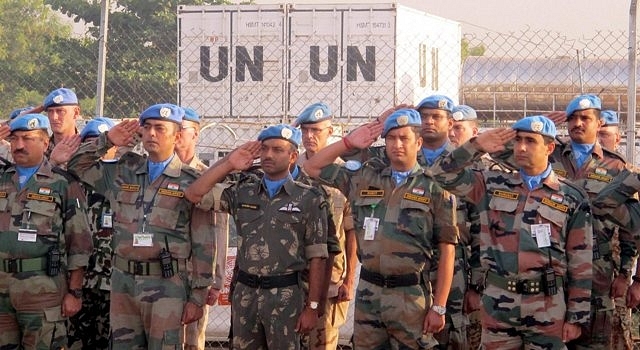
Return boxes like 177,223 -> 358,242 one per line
261,276 -> 271,289
384,276 -> 398,288
6,259 -> 17,273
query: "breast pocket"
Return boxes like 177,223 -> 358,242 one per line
352,197 -> 383,231
24,200 -> 57,236
148,195 -> 185,231
236,207 -> 263,237
584,177 -> 609,195
488,196 -> 519,236
537,204 -> 568,255
114,191 -> 139,224
0,194 -> 14,231
399,199 -> 432,236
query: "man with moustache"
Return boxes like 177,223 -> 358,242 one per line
0,114 -> 92,349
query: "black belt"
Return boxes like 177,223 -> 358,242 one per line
360,268 -> 420,288
486,270 -> 563,295
236,270 -> 299,289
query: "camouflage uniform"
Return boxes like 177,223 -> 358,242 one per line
318,158 -> 458,350
346,143 -> 481,350
430,141 -> 593,349
67,134 -> 216,349
67,190 -> 113,350
544,141 -> 632,349
184,156 -> 229,350
0,159 -> 93,349
297,155 -> 355,350
215,172 -> 328,350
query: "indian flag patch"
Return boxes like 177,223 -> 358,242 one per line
38,187 -> 51,195
167,183 -> 180,191
412,187 -> 425,196
550,193 -> 564,203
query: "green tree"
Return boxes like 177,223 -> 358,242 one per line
461,37 -> 486,61
46,0 -> 232,118
0,0 -> 78,118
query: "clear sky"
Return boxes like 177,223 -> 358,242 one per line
254,0 -> 631,37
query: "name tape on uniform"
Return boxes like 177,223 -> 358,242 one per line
158,188 -> 184,198
240,203 -> 259,210
553,169 -> 568,177
403,193 -> 430,204
541,197 -> 569,213
586,173 -> 612,183
121,184 -> 141,192
360,189 -> 384,197
492,190 -> 519,200
0,191 -> 7,198
26,192 -> 54,202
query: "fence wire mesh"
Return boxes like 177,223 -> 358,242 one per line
5,2 -> 640,347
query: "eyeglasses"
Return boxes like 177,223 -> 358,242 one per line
300,126 -> 330,135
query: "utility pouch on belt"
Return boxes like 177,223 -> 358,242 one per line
542,266 -> 557,296
46,246 -> 61,277
159,248 -> 174,279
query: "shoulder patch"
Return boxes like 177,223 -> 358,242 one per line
344,160 -> 361,171
52,166 -> 81,183
601,147 -> 627,163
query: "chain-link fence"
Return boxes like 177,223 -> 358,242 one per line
7,2 -> 640,348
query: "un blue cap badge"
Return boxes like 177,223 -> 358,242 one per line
160,107 -> 171,118
531,121 -> 543,132
397,115 -> 409,126
438,99 -> 448,109
27,118 -> 39,129
281,127 -> 293,139
53,95 -> 64,104
578,98 -> 591,109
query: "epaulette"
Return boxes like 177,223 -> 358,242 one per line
117,151 -> 144,166
557,177 -> 589,204
52,166 -> 81,183
363,156 -> 387,170
181,164 -> 200,179
292,179 -> 313,190
601,147 -> 627,163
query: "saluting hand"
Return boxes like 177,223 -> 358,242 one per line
474,128 -> 516,153
50,135 -> 81,166
228,141 -> 261,171
545,111 -> 567,126
0,123 -> 10,141
106,119 -> 139,147
344,122 -> 384,149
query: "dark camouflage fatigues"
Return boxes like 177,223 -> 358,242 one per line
0,159 -> 93,349
214,173 -> 328,350
67,190 -> 113,350
67,134 -> 216,349
318,157 -> 458,350
430,141 -> 593,350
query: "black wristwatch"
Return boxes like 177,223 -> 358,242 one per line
68,288 -> 83,299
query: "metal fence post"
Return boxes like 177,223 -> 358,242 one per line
95,0 -> 110,117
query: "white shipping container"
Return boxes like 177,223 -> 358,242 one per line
178,3 -> 461,121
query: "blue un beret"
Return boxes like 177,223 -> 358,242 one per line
382,109 -> 422,137
81,117 -> 116,141
452,105 -> 477,121
43,88 -> 79,110
10,114 -> 51,133
182,107 -> 201,124
139,103 -> 184,126
565,94 -> 602,117
9,106 -> 34,120
512,115 -> 557,139
295,102 -> 332,125
416,95 -> 455,113
258,124 -> 302,147
600,110 -> 619,126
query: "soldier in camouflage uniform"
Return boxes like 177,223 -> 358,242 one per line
304,109 -> 458,350
429,116 -> 593,349
177,107 -> 229,350
595,110 -> 634,350
52,117 -> 117,350
185,124 -> 329,350
0,107 -> 34,163
0,114 -> 93,349
496,95 -> 635,349
66,104 -> 216,349
295,103 -> 357,350
42,88 -> 81,162
344,96 -> 481,350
